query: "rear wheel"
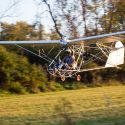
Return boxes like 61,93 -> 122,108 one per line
76,75 -> 81,81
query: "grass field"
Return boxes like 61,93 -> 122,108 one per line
0,85 -> 125,125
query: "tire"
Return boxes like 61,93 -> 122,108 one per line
76,75 -> 81,81
61,76 -> 66,81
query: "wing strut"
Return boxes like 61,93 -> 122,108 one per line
15,44 -> 56,64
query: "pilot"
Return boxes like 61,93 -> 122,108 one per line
58,48 -> 76,69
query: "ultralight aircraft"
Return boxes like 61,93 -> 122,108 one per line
0,31 -> 125,81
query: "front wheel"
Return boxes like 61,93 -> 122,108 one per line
61,75 -> 66,81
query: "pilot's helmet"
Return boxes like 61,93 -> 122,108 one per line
65,48 -> 71,54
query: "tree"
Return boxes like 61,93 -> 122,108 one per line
0,45 -> 47,93
0,0 -> 20,40
49,28 -> 61,40
1,22 -> 37,40
80,0 -> 88,36
43,0 -> 63,39
99,0 -> 125,32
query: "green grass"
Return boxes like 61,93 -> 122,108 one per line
0,85 -> 125,125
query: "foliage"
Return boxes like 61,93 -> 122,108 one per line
0,45 -> 47,93
99,0 -> 125,32
8,82 -> 26,94
39,81 -> 65,92
1,21 -> 38,40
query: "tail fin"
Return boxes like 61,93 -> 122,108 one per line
105,41 -> 124,67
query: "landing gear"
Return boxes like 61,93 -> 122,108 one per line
60,74 -> 81,82
76,75 -> 81,81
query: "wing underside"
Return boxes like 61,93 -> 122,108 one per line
0,31 -> 125,45
0,40 -> 61,46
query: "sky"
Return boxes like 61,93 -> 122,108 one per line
0,0 -> 53,31
0,0 -> 36,23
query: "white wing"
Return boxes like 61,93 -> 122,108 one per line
0,31 -> 125,45
0,40 -> 60,45
68,31 -> 125,43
